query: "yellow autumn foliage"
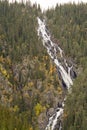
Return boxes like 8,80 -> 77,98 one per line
28,82 -> 34,87
13,105 -> 19,112
49,65 -> 56,74
29,127 -> 33,130
58,87 -> 62,95
34,103 -> 44,116
0,64 -> 9,79
43,56 -> 48,60
6,57 -> 11,65
0,56 -> 4,63
0,56 -> 11,65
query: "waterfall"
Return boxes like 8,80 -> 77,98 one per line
37,17 -> 76,130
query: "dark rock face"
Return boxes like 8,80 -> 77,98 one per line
70,69 -> 77,79
61,79 -> 67,88
57,102 -> 62,108
57,69 -> 62,80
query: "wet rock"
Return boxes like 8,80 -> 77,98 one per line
57,101 -> 62,108
57,69 -> 62,80
62,63 -> 68,73
70,69 -> 77,79
56,108 -> 60,112
61,79 -> 67,89
55,120 -> 62,130
47,40 -> 51,45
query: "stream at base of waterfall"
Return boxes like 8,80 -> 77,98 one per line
37,17 -> 77,130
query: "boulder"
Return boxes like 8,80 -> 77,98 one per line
47,107 -> 55,117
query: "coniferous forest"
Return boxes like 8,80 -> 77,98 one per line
46,3 -> 87,130
0,0 -> 87,130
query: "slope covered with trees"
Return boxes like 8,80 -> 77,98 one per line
0,1 -> 62,130
45,3 -> 87,130
0,0 -> 87,130
46,3 -> 87,65
63,69 -> 87,130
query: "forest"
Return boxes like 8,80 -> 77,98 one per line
0,0 -> 87,130
46,3 -> 87,130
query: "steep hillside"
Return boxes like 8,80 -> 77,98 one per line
45,3 -> 87,130
0,1 -> 62,130
46,3 -> 87,66
63,69 -> 87,130
0,1 -> 87,130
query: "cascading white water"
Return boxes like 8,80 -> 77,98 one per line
37,17 -> 76,130
37,18 -> 73,89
